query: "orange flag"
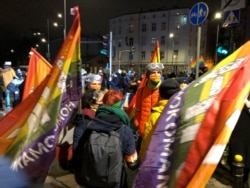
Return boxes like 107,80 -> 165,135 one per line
21,48 -> 52,101
126,40 -> 160,118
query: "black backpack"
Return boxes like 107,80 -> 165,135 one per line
74,119 -> 124,188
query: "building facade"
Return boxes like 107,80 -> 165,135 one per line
109,8 -> 208,75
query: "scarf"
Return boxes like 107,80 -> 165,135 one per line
96,106 -> 130,126
146,79 -> 161,90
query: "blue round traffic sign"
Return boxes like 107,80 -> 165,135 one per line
189,2 -> 209,25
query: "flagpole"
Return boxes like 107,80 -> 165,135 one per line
63,0 -> 66,40
109,31 -> 113,80
195,26 -> 201,79
47,18 -> 51,62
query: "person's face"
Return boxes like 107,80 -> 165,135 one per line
89,81 -> 101,90
149,71 -> 162,82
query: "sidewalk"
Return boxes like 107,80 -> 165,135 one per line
44,159 -> 137,188
44,174 -> 78,188
44,159 -> 234,188
44,174 -> 233,188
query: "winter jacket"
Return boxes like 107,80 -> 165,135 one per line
139,99 -> 168,161
73,106 -> 138,188
134,83 -> 160,136
0,67 -> 17,88
73,108 -> 95,150
107,74 -> 121,90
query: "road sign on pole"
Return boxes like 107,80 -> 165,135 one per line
223,9 -> 240,27
189,2 -> 209,79
189,2 -> 209,25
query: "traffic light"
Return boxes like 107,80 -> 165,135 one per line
217,45 -> 229,55
99,35 -> 116,58
217,27 -> 230,57
100,35 -> 109,56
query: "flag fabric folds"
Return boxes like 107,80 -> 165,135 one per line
133,40 -> 250,188
22,48 -> 52,101
0,77 -> 49,154
0,6 -> 82,183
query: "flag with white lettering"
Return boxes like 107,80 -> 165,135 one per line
0,49 -> 51,149
3,6 -> 81,183
0,77 -> 48,154
133,40 -> 250,188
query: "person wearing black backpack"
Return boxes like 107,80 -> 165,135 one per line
73,89 -> 139,188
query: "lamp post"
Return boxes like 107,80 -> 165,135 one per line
56,13 -> 65,38
63,0 -> 66,39
214,12 -> 222,65
169,33 -> 175,69
47,18 -> 51,62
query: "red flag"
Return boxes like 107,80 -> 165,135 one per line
22,48 -> 52,101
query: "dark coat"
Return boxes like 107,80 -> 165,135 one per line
73,108 -> 95,150
73,110 -> 136,157
73,106 -> 138,188
228,105 -> 250,168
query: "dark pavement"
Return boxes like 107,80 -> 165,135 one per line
44,159 -> 235,188
44,159 -> 137,188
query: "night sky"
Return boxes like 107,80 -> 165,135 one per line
0,0 -> 220,62
0,0 -> 220,39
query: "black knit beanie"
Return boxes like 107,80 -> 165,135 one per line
160,79 -> 180,99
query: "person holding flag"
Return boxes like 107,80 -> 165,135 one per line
134,62 -> 164,137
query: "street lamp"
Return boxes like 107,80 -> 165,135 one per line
169,33 -> 175,67
56,13 -> 66,39
214,12 -> 222,64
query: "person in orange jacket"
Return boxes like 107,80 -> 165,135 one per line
134,63 -> 164,137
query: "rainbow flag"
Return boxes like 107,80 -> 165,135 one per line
189,56 -> 205,69
133,40 -> 250,188
0,6 -> 82,183
22,48 -> 52,101
126,40 -> 160,119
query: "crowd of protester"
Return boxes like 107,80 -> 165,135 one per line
69,65 -> 195,187
74,65 -> 250,188
1,61 -> 249,188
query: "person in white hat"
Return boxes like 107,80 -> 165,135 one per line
85,73 -> 102,91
